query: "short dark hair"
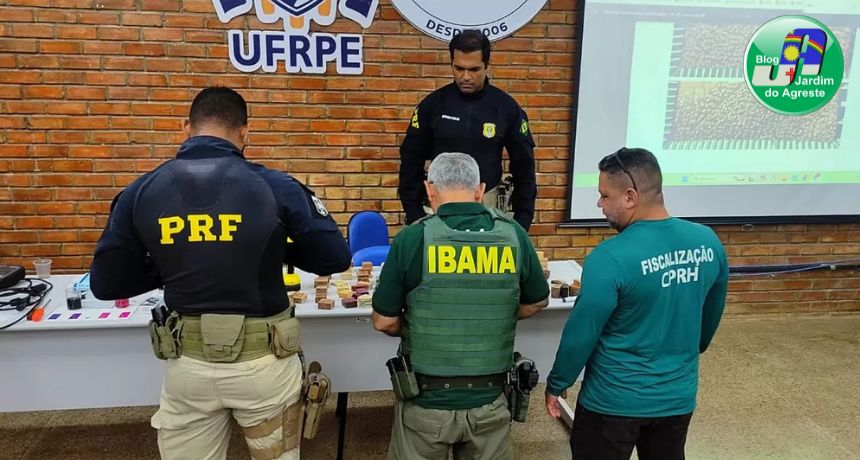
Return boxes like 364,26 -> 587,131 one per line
598,147 -> 663,194
449,29 -> 491,65
189,87 -> 248,130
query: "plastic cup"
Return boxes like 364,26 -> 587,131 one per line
33,259 -> 52,278
66,286 -> 82,310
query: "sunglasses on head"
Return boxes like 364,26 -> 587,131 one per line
609,151 -> 638,192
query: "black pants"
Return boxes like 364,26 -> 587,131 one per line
570,403 -> 693,460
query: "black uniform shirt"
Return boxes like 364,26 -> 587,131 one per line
398,80 -> 537,230
90,135 -> 351,317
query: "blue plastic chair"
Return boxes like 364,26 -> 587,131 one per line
347,211 -> 389,253
351,245 -> 391,267
347,211 -> 391,266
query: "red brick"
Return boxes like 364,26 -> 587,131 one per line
122,12 -> 164,26
56,25 -> 97,39
142,0 -> 180,11
12,24 -> 54,38
99,0 -> 135,8
97,26 -> 140,40
19,55 -> 60,69
90,102 -> 130,115
69,145 -> 111,158
83,42 -> 124,54
0,7 -> 35,21
59,56 -> 101,70
0,38 -> 37,53
68,117 -> 109,129
124,43 -> 166,56
66,87 -> 107,100
39,41 -> 82,54
78,11 -> 120,24
7,101 -> 46,113
16,216 -> 56,229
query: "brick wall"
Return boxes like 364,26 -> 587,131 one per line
1,0 -> 858,314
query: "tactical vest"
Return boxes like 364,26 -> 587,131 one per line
404,210 -> 522,377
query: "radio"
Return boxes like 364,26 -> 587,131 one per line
0,265 -> 25,290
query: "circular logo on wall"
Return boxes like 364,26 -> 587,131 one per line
744,15 -> 844,116
389,0 -> 548,42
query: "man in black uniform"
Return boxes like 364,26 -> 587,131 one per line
90,87 -> 351,460
398,29 -> 537,230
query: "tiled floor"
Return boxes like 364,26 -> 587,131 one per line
1,315 -> 858,459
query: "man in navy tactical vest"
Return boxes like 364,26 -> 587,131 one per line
398,30 -> 537,230
374,152 -> 549,460
90,87 -> 351,460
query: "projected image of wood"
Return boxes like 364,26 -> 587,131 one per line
674,24 -> 757,78
662,21 -> 854,151
672,24 -> 853,78
663,82 -> 843,150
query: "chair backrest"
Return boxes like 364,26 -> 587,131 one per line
347,211 -> 389,254
351,245 -> 391,267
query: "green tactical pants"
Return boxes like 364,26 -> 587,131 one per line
388,393 -> 513,460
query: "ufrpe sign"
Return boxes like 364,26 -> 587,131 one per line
211,0 -> 380,74
389,0 -> 548,42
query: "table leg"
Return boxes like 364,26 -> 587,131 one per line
335,392 -> 348,460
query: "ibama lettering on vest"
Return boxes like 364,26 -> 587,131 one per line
427,245 -> 517,274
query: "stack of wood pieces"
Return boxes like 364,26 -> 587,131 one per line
357,294 -> 372,308
536,251 -> 550,279
342,297 -> 358,308
314,276 -> 330,303
290,291 -> 308,304
357,261 -> 373,283
550,279 -> 572,299
569,279 -> 581,296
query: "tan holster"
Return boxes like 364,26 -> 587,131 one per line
148,312 -> 183,360
302,361 -> 331,440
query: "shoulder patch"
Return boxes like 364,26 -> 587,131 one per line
519,119 -> 529,135
410,108 -> 420,129
311,195 -> 329,217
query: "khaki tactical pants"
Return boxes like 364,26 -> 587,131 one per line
423,187 -> 499,216
388,393 -> 513,460
151,353 -> 303,460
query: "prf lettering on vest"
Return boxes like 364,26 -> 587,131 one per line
427,245 -> 517,274
158,214 -> 243,245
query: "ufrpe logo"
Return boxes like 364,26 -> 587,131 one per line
212,0 -> 380,74
744,16 -> 844,116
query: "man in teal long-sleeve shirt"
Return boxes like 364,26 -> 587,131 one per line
545,148 -> 728,460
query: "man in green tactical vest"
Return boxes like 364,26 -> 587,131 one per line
373,152 -> 550,460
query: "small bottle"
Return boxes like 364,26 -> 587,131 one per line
65,286 -> 82,310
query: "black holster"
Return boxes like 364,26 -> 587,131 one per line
505,352 -> 539,422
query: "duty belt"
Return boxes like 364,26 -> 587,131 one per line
416,372 -> 507,391
179,310 -> 291,363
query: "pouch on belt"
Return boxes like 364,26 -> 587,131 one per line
200,314 -> 246,363
269,316 -> 301,358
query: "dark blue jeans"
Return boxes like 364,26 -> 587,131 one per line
570,403 -> 693,460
